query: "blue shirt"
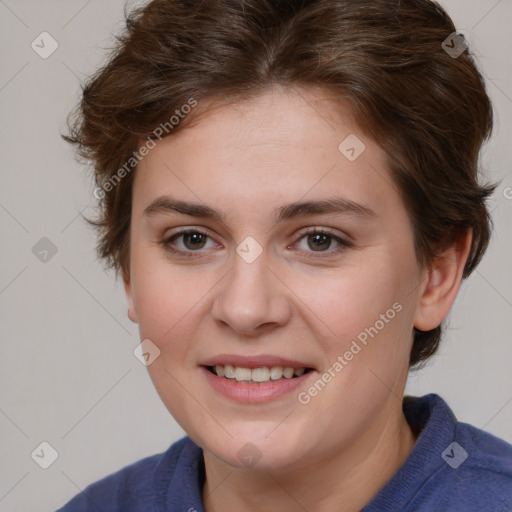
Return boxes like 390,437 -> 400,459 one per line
57,394 -> 512,511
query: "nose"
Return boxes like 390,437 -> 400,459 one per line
211,253 -> 292,337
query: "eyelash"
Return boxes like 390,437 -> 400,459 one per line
160,227 -> 352,259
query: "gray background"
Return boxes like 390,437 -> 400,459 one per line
0,0 -> 511,510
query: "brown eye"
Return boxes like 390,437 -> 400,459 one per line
161,229 -> 218,256
294,229 -> 352,256
182,232 -> 208,250
307,233 -> 333,251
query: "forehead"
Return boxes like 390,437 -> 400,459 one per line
133,87 -> 401,223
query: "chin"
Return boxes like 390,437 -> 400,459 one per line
198,426 -> 312,471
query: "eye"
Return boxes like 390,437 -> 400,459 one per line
294,228 -> 351,254
161,228 -> 219,255
160,227 -> 351,259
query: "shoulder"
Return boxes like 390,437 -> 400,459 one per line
366,394 -> 512,512
56,436 -> 200,511
442,420 -> 512,507
408,394 -> 512,511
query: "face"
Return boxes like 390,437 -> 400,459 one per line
125,86 -> 425,470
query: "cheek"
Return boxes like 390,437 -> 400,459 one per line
130,252 -> 222,364
131,254 -> 190,340
129,257 -> 212,426
290,254 -> 415,404
294,259 -> 406,346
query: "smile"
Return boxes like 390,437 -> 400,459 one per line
207,364 -> 310,383
201,364 -> 315,403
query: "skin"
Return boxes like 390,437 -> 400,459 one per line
124,85 -> 471,512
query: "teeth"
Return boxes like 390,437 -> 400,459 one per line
224,364 -> 236,379
252,367 -> 270,382
270,366 -> 284,380
211,364 -> 307,383
235,367 -> 252,381
283,367 -> 294,379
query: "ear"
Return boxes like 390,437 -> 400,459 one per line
413,228 -> 472,332
123,273 -> 139,324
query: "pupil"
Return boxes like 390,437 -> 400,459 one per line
308,234 -> 331,251
184,232 -> 206,250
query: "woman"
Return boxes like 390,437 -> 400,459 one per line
58,0 -> 512,510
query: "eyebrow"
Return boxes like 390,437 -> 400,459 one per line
143,196 -> 377,223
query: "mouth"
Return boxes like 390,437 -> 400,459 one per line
200,355 -> 317,403
205,364 -> 314,383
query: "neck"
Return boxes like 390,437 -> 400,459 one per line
202,397 -> 417,512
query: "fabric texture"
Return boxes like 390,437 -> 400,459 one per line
57,393 -> 512,511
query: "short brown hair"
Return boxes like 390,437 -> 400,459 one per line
64,0 -> 497,368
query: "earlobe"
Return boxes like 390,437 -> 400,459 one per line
413,229 -> 472,332
123,277 -> 139,324
127,306 -> 138,324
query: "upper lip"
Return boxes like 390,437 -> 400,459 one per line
201,354 -> 315,370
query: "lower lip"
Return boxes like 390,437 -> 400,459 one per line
201,366 -> 314,403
